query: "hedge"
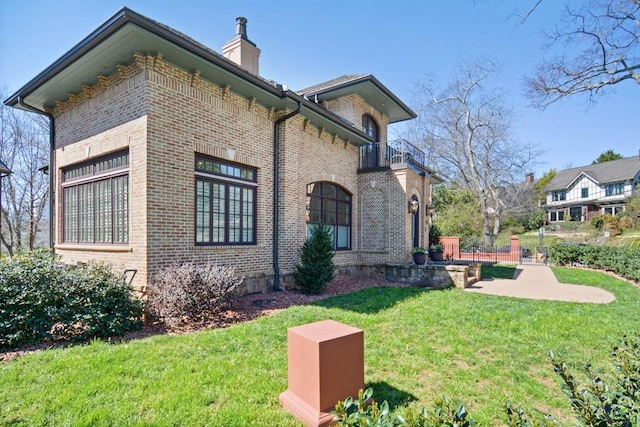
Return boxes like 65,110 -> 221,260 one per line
548,243 -> 640,282
0,250 -> 144,350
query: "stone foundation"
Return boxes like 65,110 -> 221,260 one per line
385,262 -> 481,289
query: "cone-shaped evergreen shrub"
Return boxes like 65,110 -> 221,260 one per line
294,223 -> 335,295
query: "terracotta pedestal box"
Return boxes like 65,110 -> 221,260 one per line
279,319 -> 365,427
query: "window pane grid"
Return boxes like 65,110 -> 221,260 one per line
195,156 -> 255,182
306,182 -> 351,250
62,152 -> 129,244
195,155 -> 257,246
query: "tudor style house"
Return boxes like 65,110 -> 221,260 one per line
5,8 -> 441,294
544,156 -> 640,223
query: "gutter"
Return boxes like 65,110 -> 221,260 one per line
272,98 -> 302,291
17,97 -> 55,252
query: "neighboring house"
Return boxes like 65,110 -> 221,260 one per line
4,8 -> 441,294
544,156 -> 640,223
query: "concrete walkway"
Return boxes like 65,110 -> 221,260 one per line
464,264 -> 616,304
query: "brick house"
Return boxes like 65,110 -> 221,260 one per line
544,156 -> 640,223
5,8 -> 441,294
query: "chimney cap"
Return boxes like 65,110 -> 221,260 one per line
236,17 -> 248,39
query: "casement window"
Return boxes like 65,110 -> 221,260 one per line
361,114 -> 379,169
195,155 -> 256,245
62,151 -> 129,244
551,191 -> 566,202
581,188 -> 588,198
605,182 -> 624,197
306,182 -> 351,250
549,210 -> 565,222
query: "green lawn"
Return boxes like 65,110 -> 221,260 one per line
1,268 -> 638,426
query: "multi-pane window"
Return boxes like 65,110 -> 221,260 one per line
605,182 -> 624,197
306,182 -> 351,250
551,191 -> 566,202
581,188 -> 588,198
549,210 -> 565,222
195,155 -> 256,245
361,115 -> 379,169
62,151 -> 129,244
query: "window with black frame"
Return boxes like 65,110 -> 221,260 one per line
361,114 -> 379,169
62,151 -> 129,244
195,155 -> 257,245
306,182 -> 351,250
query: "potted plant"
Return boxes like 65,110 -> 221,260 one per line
429,244 -> 444,261
411,246 -> 427,265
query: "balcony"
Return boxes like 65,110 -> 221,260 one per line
358,139 -> 427,172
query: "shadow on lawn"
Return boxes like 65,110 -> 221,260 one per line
365,380 -> 417,409
311,286 -> 434,314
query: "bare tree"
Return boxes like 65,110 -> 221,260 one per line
410,60 -> 541,246
524,0 -> 640,107
0,93 -> 49,256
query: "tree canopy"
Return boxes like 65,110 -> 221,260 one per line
592,149 -> 623,163
524,0 -> 640,107
410,59 -> 542,245
0,93 -> 49,255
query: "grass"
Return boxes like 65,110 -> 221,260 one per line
481,264 -> 516,279
1,268 -> 638,426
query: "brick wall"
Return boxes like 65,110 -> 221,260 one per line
48,50 -> 428,295
53,64 -> 149,292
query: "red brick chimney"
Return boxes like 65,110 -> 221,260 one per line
525,172 -> 534,186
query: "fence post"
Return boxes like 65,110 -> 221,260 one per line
510,236 -> 519,263
440,236 -> 459,260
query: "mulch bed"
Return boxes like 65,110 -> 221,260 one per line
1,277 -> 406,362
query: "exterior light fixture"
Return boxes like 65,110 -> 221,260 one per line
408,195 -> 419,214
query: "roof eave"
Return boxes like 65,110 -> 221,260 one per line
4,7 -> 283,108
304,75 -> 416,123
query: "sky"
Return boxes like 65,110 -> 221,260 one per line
1,0 -> 638,180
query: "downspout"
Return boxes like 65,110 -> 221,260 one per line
273,98 -> 302,291
17,96 -> 55,252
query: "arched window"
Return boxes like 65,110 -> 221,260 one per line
306,182 -> 351,250
361,114 -> 379,168
362,114 -> 379,141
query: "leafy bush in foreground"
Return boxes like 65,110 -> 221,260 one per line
146,262 -> 243,328
334,334 -> 640,426
0,250 -> 143,350
333,388 -> 475,427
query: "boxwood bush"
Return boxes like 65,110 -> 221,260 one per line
549,243 -> 640,282
0,250 -> 143,350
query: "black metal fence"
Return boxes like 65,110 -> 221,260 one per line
453,242 -> 548,265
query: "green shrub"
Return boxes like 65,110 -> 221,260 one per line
509,334 -> 640,426
294,223 -> 335,295
332,388 -> 476,427
146,262 -> 243,328
0,250 -> 143,350
334,334 -> 640,427
590,215 -> 605,231
526,211 -> 546,232
549,243 -> 640,282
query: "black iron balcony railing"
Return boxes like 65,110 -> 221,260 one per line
358,139 -> 426,171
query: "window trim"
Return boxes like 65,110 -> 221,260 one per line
306,181 -> 352,251
551,190 -> 566,202
61,151 -> 129,245
362,114 -> 379,141
194,154 -> 258,246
